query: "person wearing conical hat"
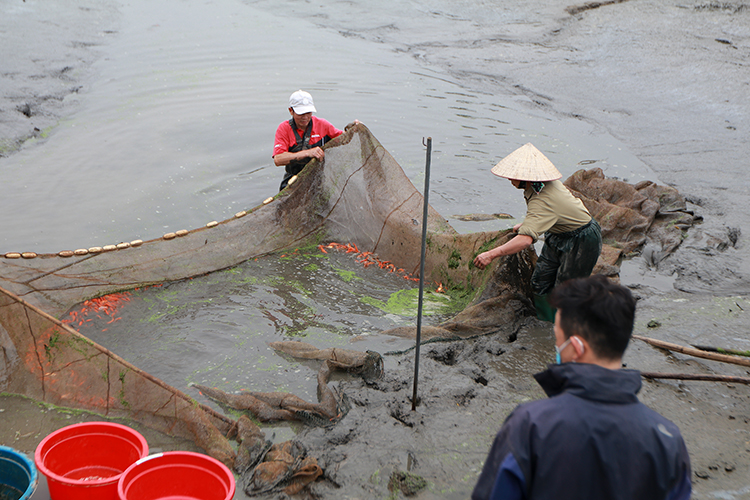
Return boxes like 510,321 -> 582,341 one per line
473,143 -> 602,322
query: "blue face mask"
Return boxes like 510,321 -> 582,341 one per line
555,337 -> 573,364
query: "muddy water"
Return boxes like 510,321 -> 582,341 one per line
2,0 -> 750,498
0,0 -> 647,418
1,0 -> 636,435
0,0 -> 651,253
77,251 -> 424,400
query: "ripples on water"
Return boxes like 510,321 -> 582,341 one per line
0,0 -> 649,253
3,0 -> 652,401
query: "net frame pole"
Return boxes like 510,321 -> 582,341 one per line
412,137 -> 432,411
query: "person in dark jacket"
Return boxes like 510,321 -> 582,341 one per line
472,275 -> 692,500
272,90 -> 344,191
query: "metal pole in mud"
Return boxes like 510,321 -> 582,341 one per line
412,137 -> 432,411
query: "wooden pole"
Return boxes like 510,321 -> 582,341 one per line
632,335 -> 750,368
641,372 -> 750,385
691,344 -> 750,358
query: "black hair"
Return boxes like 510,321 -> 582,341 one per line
549,274 -> 636,360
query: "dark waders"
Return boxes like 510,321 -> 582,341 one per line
531,219 -> 602,322
280,118 -> 313,191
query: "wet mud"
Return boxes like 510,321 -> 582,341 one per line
0,0 -> 119,157
253,2 -> 750,495
2,0 -> 750,499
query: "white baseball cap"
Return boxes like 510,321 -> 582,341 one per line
289,90 -> 317,114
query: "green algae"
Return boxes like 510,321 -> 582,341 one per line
118,369 -> 131,408
44,329 -> 96,363
44,331 -> 61,363
333,266 -> 361,282
140,294 -> 215,323
360,286 -> 473,317
0,393 -> 105,418
447,249 -> 463,269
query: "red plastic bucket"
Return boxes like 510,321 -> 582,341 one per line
117,451 -> 235,500
34,422 -> 148,500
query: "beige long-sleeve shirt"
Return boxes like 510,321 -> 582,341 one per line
516,180 -> 592,242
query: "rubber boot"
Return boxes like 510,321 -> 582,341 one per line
534,293 -> 556,323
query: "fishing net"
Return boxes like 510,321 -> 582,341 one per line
0,124 -> 696,471
224,414 -> 321,495
192,341 -> 379,427
244,440 -> 323,496
0,286 -> 236,467
269,341 -> 385,383
0,122 -> 538,348
0,123 -> 467,318
229,415 -> 272,477
565,167 -> 698,269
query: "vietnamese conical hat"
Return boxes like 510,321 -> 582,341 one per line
490,143 -> 562,182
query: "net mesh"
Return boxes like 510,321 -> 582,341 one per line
0,123 -> 486,318
0,287 -> 236,466
565,167 -> 696,258
0,123 -> 533,343
0,124 -> 696,470
191,341 -> 376,428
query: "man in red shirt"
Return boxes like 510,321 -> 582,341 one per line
272,90 -> 344,191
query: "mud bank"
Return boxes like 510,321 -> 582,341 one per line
0,0 -> 119,156
4,310 -> 749,499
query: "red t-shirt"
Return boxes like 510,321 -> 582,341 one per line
272,116 -> 343,157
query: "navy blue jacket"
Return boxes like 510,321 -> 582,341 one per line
472,363 -> 691,500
